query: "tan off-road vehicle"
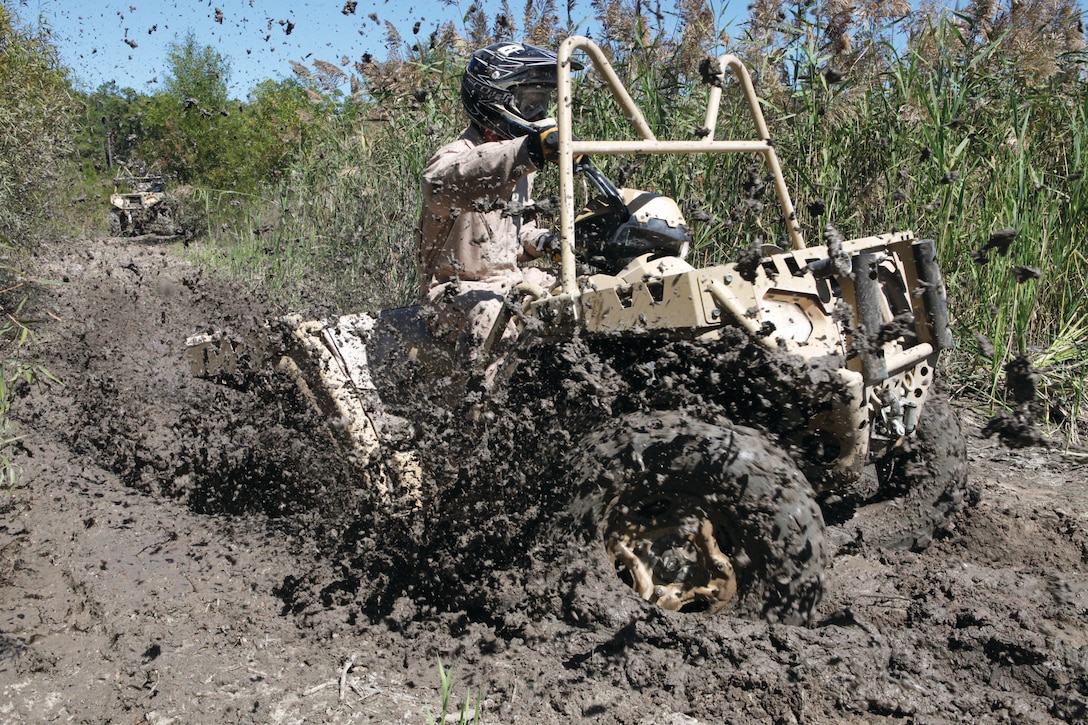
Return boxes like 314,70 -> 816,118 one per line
109,164 -> 176,236
188,37 -> 966,625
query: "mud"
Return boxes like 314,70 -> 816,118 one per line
982,355 -> 1052,449
1,236 -> 1086,723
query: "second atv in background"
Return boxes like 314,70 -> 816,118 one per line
109,163 -> 178,237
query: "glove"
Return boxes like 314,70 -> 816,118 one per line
526,124 -> 560,167
533,232 -> 562,263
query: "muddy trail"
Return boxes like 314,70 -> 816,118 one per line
1,235 -> 1087,724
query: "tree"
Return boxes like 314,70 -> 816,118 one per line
76,81 -> 151,172
237,78 -> 315,183
142,32 -> 241,186
163,33 -> 231,108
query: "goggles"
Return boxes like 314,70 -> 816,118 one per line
512,85 -> 554,122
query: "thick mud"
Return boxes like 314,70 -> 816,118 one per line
1,236 -> 1086,723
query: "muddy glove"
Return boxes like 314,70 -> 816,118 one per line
526,124 -> 561,167
533,232 -> 562,263
526,125 -> 587,168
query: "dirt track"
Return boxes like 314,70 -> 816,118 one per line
1,236 -> 1086,724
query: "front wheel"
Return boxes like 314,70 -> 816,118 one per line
108,209 -> 124,236
570,411 -> 826,625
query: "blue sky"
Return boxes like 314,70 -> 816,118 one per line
14,0 -> 677,98
19,0 -> 490,96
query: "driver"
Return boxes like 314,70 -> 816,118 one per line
416,41 -> 579,380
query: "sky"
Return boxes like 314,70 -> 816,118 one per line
11,0 -> 636,98
18,1 -> 1074,101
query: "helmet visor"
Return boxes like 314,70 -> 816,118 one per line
512,85 -> 554,122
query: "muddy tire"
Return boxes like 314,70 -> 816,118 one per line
152,208 -> 173,235
150,201 -> 179,236
568,411 -> 826,625
858,392 -> 968,550
108,209 -> 124,236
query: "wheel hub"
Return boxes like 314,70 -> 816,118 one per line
605,494 -> 737,614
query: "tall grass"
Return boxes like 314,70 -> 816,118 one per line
0,5 -> 75,490
184,3 -> 1087,439
0,5 -> 77,248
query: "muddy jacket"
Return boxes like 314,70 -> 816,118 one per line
416,125 -> 550,297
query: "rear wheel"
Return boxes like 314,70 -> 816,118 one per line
571,411 -> 826,625
855,392 -> 968,550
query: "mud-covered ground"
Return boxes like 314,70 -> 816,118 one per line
1,235 -> 1086,724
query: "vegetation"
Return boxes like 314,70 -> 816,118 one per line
0,257 -> 56,492
0,5 -> 76,247
428,658 -> 481,725
2,0 -> 1087,439
0,5 -> 77,491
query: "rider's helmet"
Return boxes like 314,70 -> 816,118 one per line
460,41 -> 581,139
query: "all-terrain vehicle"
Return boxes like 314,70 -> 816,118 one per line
109,164 -> 176,236
187,37 -> 966,625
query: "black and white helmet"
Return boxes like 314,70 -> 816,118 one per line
461,41 -> 580,139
